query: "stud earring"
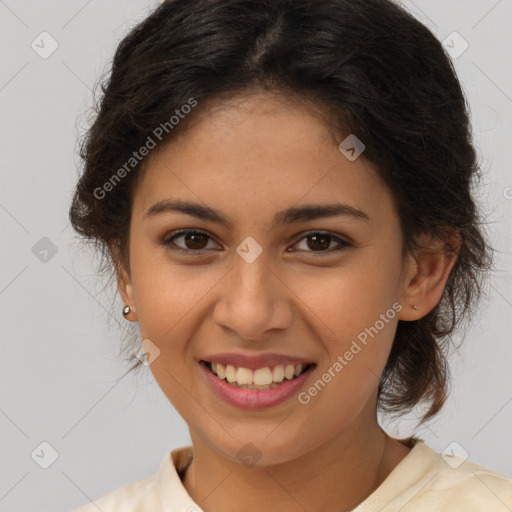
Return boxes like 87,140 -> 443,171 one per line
122,305 -> 132,316
412,305 -> 420,311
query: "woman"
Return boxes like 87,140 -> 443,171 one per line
70,0 -> 512,510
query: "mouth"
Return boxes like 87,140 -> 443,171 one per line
200,360 -> 316,390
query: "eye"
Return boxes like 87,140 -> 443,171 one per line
291,231 -> 351,255
161,229 -> 351,256
161,229 -> 220,254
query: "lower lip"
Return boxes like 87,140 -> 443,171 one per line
199,361 -> 316,409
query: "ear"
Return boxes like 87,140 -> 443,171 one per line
398,230 -> 460,321
110,243 -> 138,321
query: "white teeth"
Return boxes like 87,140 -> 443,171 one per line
216,363 -> 226,380
253,367 -> 273,386
207,361 -> 310,387
225,364 -> 237,383
284,364 -> 295,380
235,367 -> 253,385
272,365 -> 285,383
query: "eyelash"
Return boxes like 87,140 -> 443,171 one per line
161,229 -> 351,256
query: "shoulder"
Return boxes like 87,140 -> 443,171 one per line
72,448 -> 178,512
423,449 -> 512,509
72,446 -> 195,512
356,439 -> 512,511
72,471 -> 160,512
389,441 -> 512,511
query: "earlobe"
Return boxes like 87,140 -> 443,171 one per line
110,244 -> 138,321
398,232 -> 460,321
118,272 -> 138,321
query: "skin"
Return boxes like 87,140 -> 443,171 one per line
116,91 -> 458,512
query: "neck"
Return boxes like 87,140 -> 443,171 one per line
181,409 -> 411,512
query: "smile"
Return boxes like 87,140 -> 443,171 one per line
198,352 -> 318,408
201,360 -> 315,390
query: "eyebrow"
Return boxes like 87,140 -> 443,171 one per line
144,199 -> 370,228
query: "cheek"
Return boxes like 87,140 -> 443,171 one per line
294,261 -> 401,402
297,263 -> 400,343
129,256 -> 211,409
299,302 -> 398,438
129,241 -> 210,340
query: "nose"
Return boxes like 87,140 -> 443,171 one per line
212,250 -> 293,341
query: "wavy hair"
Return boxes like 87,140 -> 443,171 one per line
69,0 -> 493,423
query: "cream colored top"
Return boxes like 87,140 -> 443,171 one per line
73,440 -> 512,511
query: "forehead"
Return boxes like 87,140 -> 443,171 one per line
132,93 -> 397,227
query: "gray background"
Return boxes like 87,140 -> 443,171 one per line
1,1 -> 511,511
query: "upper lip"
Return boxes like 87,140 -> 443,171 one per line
201,352 -> 315,370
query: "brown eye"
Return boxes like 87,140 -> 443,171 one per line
293,231 -> 351,254
306,234 -> 331,251
182,231 -> 209,250
162,229 -> 350,256
162,230 -> 218,253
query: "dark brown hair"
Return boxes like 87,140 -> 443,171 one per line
69,0 -> 493,423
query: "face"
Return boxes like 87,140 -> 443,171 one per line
118,92 -> 423,465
